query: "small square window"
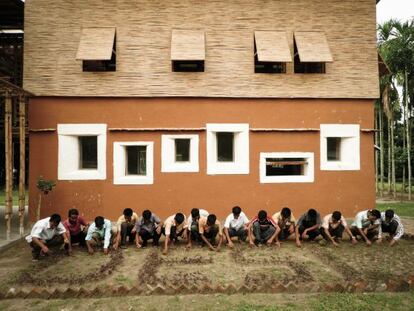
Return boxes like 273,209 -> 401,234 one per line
320,124 -> 360,171
114,142 -> 153,185
79,136 -> 98,169
126,146 -> 147,175
161,135 -> 199,173
175,139 -> 190,162
260,152 -> 314,183
327,137 -> 341,161
217,132 -> 234,162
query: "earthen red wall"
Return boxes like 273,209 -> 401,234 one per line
28,97 -> 375,223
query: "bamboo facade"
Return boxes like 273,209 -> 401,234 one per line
24,0 -> 379,98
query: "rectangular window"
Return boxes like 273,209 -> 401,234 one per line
327,137 -> 341,161
126,145 -> 147,175
175,139 -> 190,162
254,41 -> 286,74
172,60 -> 204,72
217,132 -> 234,162
79,136 -> 98,169
265,158 -> 306,176
294,41 -> 325,74
83,39 -> 116,72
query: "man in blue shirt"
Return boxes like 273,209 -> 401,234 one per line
85,216 -> 113,255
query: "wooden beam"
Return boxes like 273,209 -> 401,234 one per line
18,97 -> 26,236
109,127 -> 206,132
4,91 -> 13,239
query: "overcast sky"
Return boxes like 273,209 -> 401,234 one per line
376,0 -> 414,24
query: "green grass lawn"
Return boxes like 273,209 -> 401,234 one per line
376,202 -> 414,217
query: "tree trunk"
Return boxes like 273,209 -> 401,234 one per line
387,118 -> 391,193
391,118 -> 396,199
36,192 -> 42,221
18,98 -> 26,236
379,104 -> 384,197
375,107 -> 379,194
405,70 -> 412,200
4,92 -> 13,240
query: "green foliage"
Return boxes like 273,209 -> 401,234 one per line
36,176 -> 56,194
377,201 -> 414,217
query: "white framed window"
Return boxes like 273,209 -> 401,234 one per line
161,135 -> 199,172
320,124 -> 360,171
260,152 -> 314,183
113,141 -> 154,185
206,123 -> 249,175
57,124 -> 107,180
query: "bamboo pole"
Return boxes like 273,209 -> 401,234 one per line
379,104 -> 384,197
391,118 -> 396,199
405,70 -> 412,200
387,118 -> 391,193
374,107 -> 379,194
4,92 -> 13,240
18,97 -> 26,235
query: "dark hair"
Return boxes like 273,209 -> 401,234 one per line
370,209 -> 381,219
207,214 -> 217,225
50,214 -> 61,224
232,206 -> 242,216
142,209 -> 152,220
332,211 -> 342,221
258,210 -> 267,221
174,213 -> 185,224
385,209 -> 394,220
281,207 -> 291,219
68,209 -> 79,217
308,209 -> 317,219
95,216 -> 104,227
123,208 -> 133,217
191,208 -> 200,218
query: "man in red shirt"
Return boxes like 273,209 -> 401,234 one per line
63,209 -> 89,254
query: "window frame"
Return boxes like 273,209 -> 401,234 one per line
57,124 -> 107,180
113,141 -> 154,185
206,123 -> 249,175
260,152 -> 314,183
161,134 -> 199,173
320,124 -> 360,171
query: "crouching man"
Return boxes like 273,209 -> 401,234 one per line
187,208 -> 209,248
295,209 -> 322,247
224,206 -> 249,248
162,213 -> 188,255
26,214 -> 68,261
199,214 -> 223,252
378,209 -> 404,246
248,210 -> 278,247
320,211 -> 357,247
273,207 -> 296,246
136,209 -> 162,248
63,208 -> 89,255
85,216 -> 114,255
350,209 -> 381,246
113,208 -> 139,249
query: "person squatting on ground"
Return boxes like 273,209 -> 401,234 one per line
162,213 -> 188,255
295,209 -> 322,247
248,210 -> 278,247
350,209 -> 381,246
273,207 -> 296,247
187,208 -> 209,248
378,209 -> 404,247
113,208 -> 139,249
26,214 -> 68,261
135,209 -> 162,248
85,216 -> 114,255
198,214 -> 223,252
223,206 -> 249,248
320,211 -> 357,247
63,208 -> 89,255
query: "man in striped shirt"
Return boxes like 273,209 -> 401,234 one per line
378,209 -> 404,247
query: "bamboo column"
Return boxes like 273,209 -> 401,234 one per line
4,92 -> 13,240
18,97 -> 26,235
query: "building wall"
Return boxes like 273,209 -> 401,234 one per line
28,97 -> 375,222
24,0 -> 379,98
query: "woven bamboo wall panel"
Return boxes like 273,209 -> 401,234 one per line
23,0 -> 379,98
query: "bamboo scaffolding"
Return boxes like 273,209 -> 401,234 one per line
18,97 -> 26,235
4,91 -> 13,240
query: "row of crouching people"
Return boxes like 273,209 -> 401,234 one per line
26,206 -> 404,260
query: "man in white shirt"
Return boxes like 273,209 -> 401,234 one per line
162,213 -> 188,255
320,211 -> 357,247
223,206 -> 249,248
187,208 -> 209,248
26,214 -> 67,261
350,209 -> 381,246
378,209 -> 404,246
85,216 -> 114,255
